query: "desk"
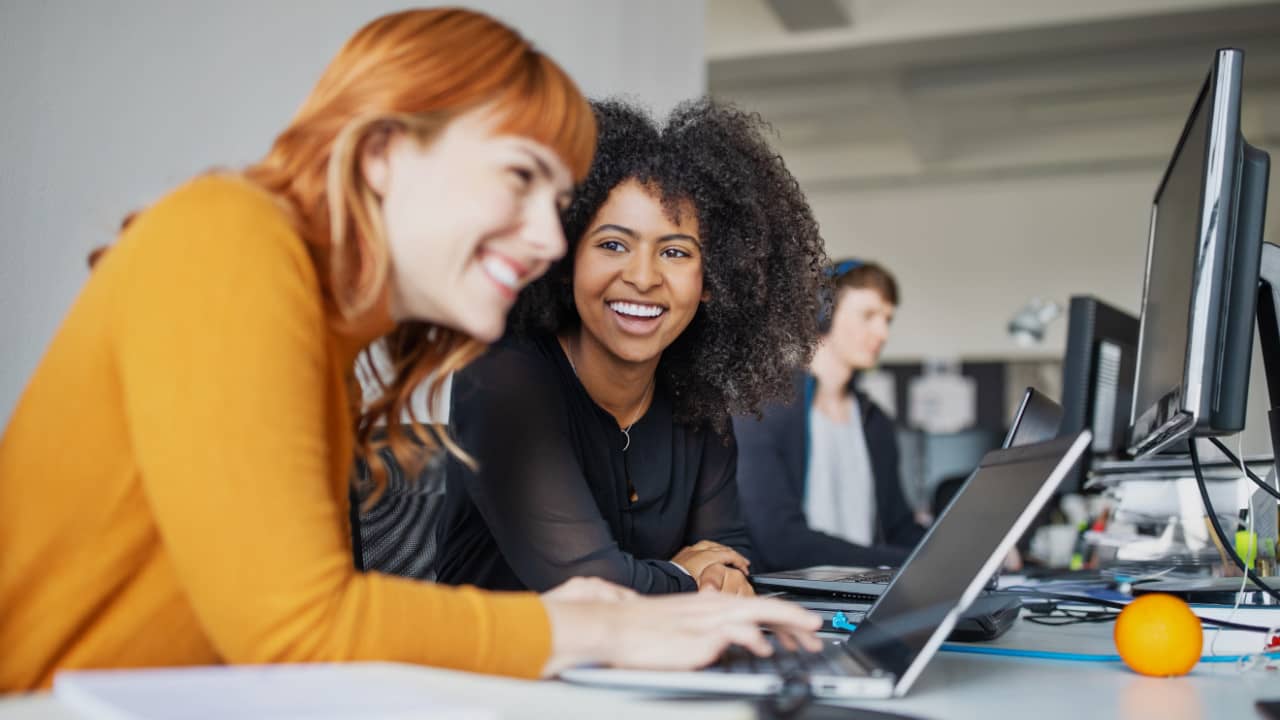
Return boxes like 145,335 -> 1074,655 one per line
4,619 -> 1280,719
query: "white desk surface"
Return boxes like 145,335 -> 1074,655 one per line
5,618 -> 1280,720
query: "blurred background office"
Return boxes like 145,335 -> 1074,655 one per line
3,0 -> 1280,548
708,0 -> 1280,517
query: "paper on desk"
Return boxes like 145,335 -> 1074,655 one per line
54,663 -> 497,720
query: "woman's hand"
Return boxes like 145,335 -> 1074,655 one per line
670,540 -> 750,580
697,564 -> 754,596
540,590 -> 822,677
541,576 -> 636,604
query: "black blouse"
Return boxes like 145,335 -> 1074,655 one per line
435,332 -> 753,594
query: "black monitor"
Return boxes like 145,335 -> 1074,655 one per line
1128,48 -> 1271,458
1059,296 -> 1139,488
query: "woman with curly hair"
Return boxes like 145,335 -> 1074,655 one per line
435,98 -> 828,596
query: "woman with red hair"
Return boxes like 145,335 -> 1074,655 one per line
0,8 -> 818,691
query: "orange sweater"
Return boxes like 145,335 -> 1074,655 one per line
0,176 -> 550,691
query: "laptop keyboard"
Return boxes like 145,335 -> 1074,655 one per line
831,570 -> 895,584
704,636 -> 863,677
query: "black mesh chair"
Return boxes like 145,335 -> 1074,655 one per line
351,426 -> 448,581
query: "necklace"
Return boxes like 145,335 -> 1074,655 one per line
562,339 -> 655,452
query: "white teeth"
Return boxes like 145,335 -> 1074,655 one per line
481,256 -> 519,290
609,301 -> 665,319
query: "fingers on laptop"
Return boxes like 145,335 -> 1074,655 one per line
718,596 -> 823,654
683,593 -> 823,655
717,621 -> 772,657
773,632 -> 798,653
603,593 -> 822,669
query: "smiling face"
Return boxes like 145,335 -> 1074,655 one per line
362,106 -> 575,342
827,287 -> 896,371
571,179 -> 705,365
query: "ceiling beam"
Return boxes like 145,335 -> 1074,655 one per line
764,0 -> 853,32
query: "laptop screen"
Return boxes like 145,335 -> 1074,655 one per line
845,433 -> 1088,685
1004,388 -> 1063,449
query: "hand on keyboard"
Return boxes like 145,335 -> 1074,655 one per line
708,635 -> 845,677
544,590 -> 822,674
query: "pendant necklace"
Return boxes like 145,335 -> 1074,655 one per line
563,341 -> 655,452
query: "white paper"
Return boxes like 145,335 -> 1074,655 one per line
54,663 -> 497,720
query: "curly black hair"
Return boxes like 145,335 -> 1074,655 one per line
508,97 -> 829,432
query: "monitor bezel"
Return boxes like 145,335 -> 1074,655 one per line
1128,49 -> 1245,458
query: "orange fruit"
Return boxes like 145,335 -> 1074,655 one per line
1113,593 -> 1203,677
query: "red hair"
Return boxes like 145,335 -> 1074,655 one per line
239,8 -> 596,499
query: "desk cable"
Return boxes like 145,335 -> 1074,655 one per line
1209,432 -> 1252,659
830,592 -> 1280,667
1209,435 -> 1280,500
1189,439 -> 1280,605
1190,438 -> 1280,670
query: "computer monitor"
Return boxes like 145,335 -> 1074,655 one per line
1128,48 -> 1271,458
1059,296 -> 1139,488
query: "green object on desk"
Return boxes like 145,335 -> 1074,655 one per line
1068,520 -> 1089,571
1236,530 -> 1259,568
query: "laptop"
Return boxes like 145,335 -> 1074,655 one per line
560,430 -> 1092,699
751,387 -> 1064,599
1004,386 -> 1064,449
777,591 -> 1023,642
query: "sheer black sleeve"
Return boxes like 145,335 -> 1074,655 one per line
684,429 -> 755,563
448,344 -> 695,594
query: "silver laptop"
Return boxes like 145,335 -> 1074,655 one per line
561,430 -> 1091,700
751,387 -> 1064,599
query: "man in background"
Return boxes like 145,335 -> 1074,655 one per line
734,259 -> 927,572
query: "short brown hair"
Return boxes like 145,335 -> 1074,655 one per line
834,261 -> 899,306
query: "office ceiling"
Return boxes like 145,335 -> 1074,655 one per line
707,0 -> 1280,189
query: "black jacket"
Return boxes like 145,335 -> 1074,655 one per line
732,372 -> 926,573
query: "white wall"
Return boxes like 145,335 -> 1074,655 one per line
810,166 -> 1159,362
0,0 -> 705,424
812,160 -> 1280,456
